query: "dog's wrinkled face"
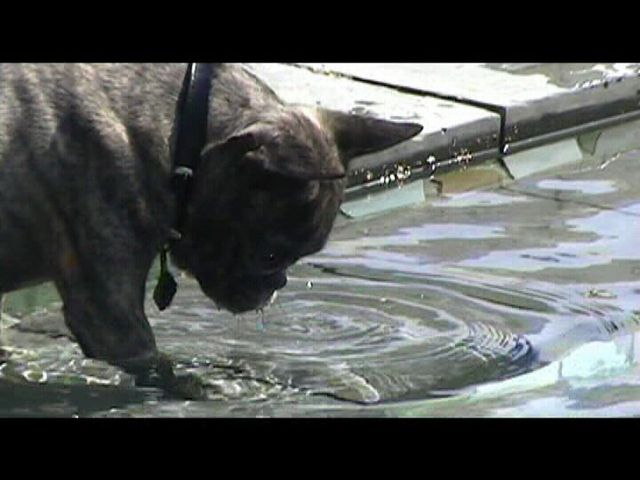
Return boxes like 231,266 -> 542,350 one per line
171,107 -> 422,313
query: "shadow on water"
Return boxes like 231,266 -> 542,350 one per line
0,379 -> 150,418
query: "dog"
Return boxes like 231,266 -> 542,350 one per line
0,63 -> 422,391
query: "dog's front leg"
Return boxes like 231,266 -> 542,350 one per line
52,240 -> 205,399
54,257 -> 157,367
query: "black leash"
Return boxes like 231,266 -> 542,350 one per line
153,63 -> 216,311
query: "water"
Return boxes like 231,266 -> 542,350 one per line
2,143 -> 640,417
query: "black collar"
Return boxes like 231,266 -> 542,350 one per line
170,62 -> 216,241
153,63 -> 215,311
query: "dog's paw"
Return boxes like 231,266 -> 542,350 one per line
154,352 -> 207,400
164,372 -> 208,401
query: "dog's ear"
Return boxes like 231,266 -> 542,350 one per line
315,108 -> 423,164
202,124 -> 346,181
201,129 -> 260,159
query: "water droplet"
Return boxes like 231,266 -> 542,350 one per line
269,290 -> 278,305
306,281 -> 313,289
256,308 -> 265,329
502,143 -> 511,154
585,288 -> 617,299
395,164 -> 411,182
365,171 -> 374,182
380,297 -> 388,303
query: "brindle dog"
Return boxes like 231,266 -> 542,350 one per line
0,63 -> 421,394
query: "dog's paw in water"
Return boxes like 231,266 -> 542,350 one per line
125,352 -> 208,401
156,354 -> 207,401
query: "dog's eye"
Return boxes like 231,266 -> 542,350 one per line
245,163 -> 308,192
260,252 -> 285,273
265,253 -> 278,265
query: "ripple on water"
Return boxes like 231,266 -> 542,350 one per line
155,276 -> 540,405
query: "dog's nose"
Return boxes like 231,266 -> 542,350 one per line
276,273 -> 287,289
264,271 -> 287,290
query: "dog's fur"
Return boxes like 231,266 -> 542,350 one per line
0,63 -> 421,373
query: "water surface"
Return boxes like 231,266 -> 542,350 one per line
2,145 -> 640,417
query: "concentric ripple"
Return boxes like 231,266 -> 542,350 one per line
153,272 -> 540,405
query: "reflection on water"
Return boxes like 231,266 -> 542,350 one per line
2,142 -> 640,417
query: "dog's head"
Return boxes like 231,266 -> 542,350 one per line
170,107 -> 422,313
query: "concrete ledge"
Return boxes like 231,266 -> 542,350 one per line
246,63 -> 640,202
246,63 -> 501,198
299,63 -> 640,154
